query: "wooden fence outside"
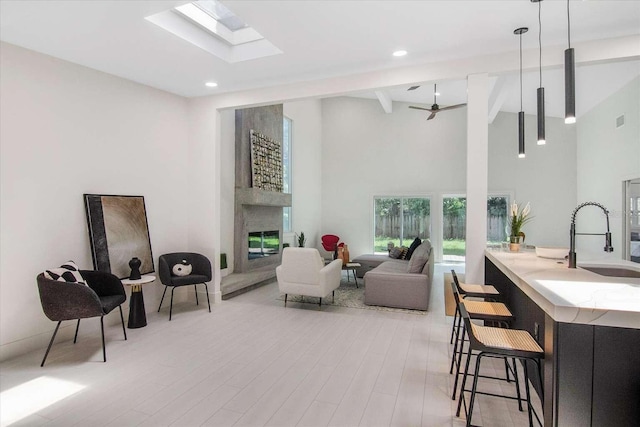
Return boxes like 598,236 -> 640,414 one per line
375,213 -> 507,241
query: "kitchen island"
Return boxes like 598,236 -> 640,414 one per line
485,250 -> 640,427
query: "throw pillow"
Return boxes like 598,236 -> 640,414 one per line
389,247 -> 403,259
405,237 -> 422,260
44,261 -> 86,284
172,260 -> 193,276
406,242 -> 430,274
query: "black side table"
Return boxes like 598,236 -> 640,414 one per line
122,275 -> 155,328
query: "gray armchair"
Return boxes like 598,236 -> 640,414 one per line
36,270 -> 127,366
158,252 -> 212,320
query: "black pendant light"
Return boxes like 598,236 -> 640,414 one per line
532,0 -> 545,144
565,0 -> 576,124
514,27 -> 528,158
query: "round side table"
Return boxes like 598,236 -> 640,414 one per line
121,275 -> 156,329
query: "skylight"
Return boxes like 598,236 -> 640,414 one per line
193,0 -> 246,32
146,0 -> 281,63
174,1 -> 263,46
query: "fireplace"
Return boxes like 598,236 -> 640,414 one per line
234,105 -> 291,274
248,230 -> 279,260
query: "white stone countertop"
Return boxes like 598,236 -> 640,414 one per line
485,249 -> 640,329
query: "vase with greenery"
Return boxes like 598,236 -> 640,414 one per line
508,201 -> 532,251
295,232 -> 306,248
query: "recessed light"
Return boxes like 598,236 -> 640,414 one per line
205,82 -> 218,88
435,92 -> 441,96
392,50 -> 407,57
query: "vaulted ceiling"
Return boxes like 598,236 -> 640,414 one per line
1,1 -> 639,117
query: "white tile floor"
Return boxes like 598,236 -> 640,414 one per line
0,264 -> 541,426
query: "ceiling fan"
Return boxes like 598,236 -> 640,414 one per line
409,84 -> 466,120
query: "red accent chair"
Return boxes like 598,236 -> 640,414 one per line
321,235 -> 340,251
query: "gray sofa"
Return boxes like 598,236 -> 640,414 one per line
363,240 -> 434,311
352,253 -> 396,278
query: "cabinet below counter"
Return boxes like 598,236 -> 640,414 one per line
485,253 -> 640,427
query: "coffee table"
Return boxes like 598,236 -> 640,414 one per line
343,262 -> 361,287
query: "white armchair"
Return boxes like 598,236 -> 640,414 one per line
276,247 -> 343,307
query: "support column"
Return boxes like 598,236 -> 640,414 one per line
465,73 -> 489,283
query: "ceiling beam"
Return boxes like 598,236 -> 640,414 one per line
208,35 -> 640,110
374,90 -> 393,113
487,76 -> 515,124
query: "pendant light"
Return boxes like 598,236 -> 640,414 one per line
532,0 -> 545,144
514,27 -> 528,158
565,0 -> 576,124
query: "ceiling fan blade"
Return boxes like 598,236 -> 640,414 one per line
427,112 -> 437,120
407,85 -> 420,91
409,106 -> 433,112
438,103 -> 467,111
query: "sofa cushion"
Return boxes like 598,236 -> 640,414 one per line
389,247 -> 403,259
44,261 -> 86,285
372,260 -> 409,274
407,241 -> 431,274
405,238 -> 422,260
399,246 -> 409,259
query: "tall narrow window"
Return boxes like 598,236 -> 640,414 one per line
374,197 -> 430,253
442,196 -> 466,261
282,117 -> 292,232
487,195 -> 510,248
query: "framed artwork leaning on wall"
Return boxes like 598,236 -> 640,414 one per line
84,194 -> 154,279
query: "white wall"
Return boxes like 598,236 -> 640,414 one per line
219,109 -> 236,272
577,75 -> 640,260
284,99 -> 324,251
489,112 -> 577,248
321,96 -> 468,259
0,43 -> 190,360
320,96 -> 578,259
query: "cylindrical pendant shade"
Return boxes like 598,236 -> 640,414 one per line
537,87 -> 546,144
565,47 -> 576,124
518,111 -> 525,158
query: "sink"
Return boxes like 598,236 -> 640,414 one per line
580,266 -> 640,278
535,246 -> 569,259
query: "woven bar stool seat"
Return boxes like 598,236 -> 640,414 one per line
472,324 -> 543,353
462,300 -> 512,317
452,270 -> 500,298
449,270 -> 502,346
456,303 -> 544,427
459,282 -> 500,297
450,280 -> 515,400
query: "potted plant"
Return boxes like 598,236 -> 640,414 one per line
295,232 -> 306,248
508,201 -> 532,251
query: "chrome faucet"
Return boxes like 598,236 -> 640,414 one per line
569,202 -> 614,268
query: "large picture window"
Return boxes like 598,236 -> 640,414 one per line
374,197 -> 430,253
282,116 -> 292,232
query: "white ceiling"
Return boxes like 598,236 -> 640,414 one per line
1,0 -> 639,117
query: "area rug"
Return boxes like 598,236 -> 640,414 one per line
276,279 -> 427,315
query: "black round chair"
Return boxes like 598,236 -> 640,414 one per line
36,270 -> 127,366
157,252 -> 212,320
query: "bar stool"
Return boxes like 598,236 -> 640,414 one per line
449,269 -> 501,345
456,303 -> 544,427
449,280 -> 515,401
